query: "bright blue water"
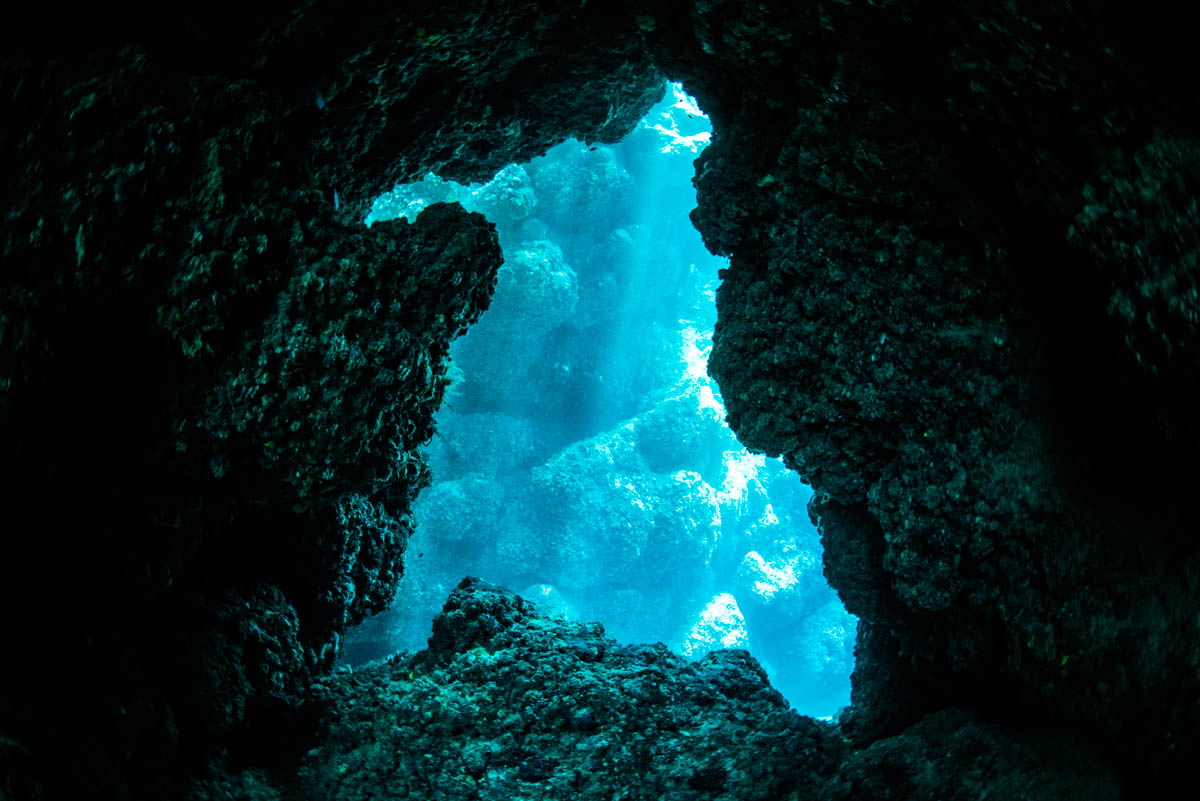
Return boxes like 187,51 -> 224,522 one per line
352,83 -> 856,718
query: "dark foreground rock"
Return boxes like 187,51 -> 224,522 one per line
282,579 -> 1117,801
0,3 -> 661,798
660,0 -> 1200,790
294,579 -> 834,801
2,1 -> 1198,799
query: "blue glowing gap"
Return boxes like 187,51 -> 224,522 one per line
352,82 -> 856,719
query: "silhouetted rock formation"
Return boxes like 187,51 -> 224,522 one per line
2,2 -> 1197,799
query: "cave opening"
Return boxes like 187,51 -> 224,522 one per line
342,82 -> 856,719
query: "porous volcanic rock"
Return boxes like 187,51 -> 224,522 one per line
0,3 -> 663,797
3,1 -> 1199,799
294,578 -> 839,801
648,1 -> 1200,789
292,580 -> 1120,801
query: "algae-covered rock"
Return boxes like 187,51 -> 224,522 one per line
0,2 -> 664,795
295,578 -> 837,801
821,708 -> 1121,801
1069,132 -> 1200,393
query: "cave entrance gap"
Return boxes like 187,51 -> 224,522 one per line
343,82 -> 856,718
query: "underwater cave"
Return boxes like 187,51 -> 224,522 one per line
2,2 -> 1199,800
340,83 -> 857,719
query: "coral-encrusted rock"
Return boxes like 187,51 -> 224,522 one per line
296,580 -> 1121,801
522,424 -> 721,642
179,202 -> 501,511
0,3 -> 664,796
294,578 -> 838,801
1068,132 -> 1200,402
820,707 -> 1121,801
675,592 -> 749,659
656,0 -> 1200,786
636,379 -> 738,486
295,2 -> 664,216
450,238 -> 580,406
464,165 -> 540,230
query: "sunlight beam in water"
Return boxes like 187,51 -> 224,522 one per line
347,81 -> 856,720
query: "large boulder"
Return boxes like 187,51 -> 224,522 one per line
519,425 -> 722,642
295,579 -> 835,801
452,239 -> 579,411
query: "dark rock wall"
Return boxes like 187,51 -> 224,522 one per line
648,0 -> 1199,788
1,1 -> 1196,799
291,579 -> 1119,801
298,578 -> 840,801
0,2 -> 661,798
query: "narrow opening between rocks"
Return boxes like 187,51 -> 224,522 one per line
343,82 -> 856,719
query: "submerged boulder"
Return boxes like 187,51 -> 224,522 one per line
452,239 -> 580,410
523,425 -> 721,642
675,592 -> 750,659
294,580 -> 1119,801
295,579 -> 835,801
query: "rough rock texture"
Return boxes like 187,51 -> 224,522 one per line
295,579 -> 838,801
293,580 -> 1119,801
0,2 -> 662,798
650,0 -> 1200,791
822,706 -> 1122,801
2,1 -> 1198,799
1068,131 -> 1200,418
450,239 -> 580,404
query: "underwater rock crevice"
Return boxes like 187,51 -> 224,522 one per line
652,0 -> 1200,791
0,4 -> 663,796
2,1 -> 1199,799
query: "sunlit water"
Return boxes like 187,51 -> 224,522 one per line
348,82 -> 856,718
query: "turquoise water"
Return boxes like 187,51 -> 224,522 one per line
354,83 -> 856,718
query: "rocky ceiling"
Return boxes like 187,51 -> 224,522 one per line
1,1 -> 1196,799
